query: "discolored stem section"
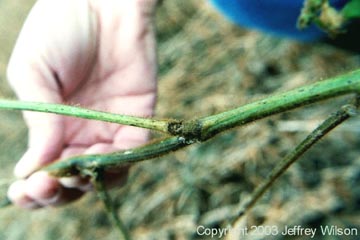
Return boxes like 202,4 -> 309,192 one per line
233,95 -> 360,223
0,99 -> 169,133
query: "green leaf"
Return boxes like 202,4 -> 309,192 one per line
342,0 -> 360,19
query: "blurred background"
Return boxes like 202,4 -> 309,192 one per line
0,1 -> 359,239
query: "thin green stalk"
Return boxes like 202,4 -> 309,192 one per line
233,96 -> 360,223
44,136 -> 188,177
93,170 -> 131,240
1,70 -> 360,143
0,99 -> 169,133
0,197 -> 11,208
200,69 -> 360,140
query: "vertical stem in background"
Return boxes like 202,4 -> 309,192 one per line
232,95 -> 360,226
92,169 -> 132,240
0,197 -> 11,208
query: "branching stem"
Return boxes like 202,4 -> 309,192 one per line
0,68 -> 360,209
44,136 -> 188,177
1,70 -> 359,144
232,95 -> 360,225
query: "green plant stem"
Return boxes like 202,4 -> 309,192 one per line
199,69 -> 360,140
0,99 -> 169,133
0,197 -> 11,208
1,69 -> 360,206
44,136 -> 188,177
233,96 -> 360,224
93,170 -> 132,240
16,69 -> 360,178
1,70 -> 360,143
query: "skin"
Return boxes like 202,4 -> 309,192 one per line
7,0 -> 158,208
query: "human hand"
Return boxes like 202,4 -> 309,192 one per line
7,0 -> 158,208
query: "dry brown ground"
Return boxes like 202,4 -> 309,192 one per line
0,1 -> 359,239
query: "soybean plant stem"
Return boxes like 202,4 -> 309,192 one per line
44,136 -> 188,177
93,169 -> 132,240
200,69 -> 360,140
0,99 -> 169,133
19,69 -> 360,178
233,95 -> 360,224
1,69 -> 360,206
0,197 -> 11,208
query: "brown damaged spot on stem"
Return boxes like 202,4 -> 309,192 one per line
167,119 -> 202,141
167,119 -> 184,135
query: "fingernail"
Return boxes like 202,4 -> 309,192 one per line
60,176 -> 85,188
60,177 -> 92,192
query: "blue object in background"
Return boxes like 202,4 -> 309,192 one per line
209,0 -> 347,41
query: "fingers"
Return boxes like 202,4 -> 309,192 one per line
6,0 -> 69,202
7,171 -> 84,209
114,126 -> 150,149
9,144 -> 131,209
7,27 -> 66,206
7,59 -> 67,207
14,119 -> 64,178
7,19 -> 66,177
8,79 -> 65,178
58,147 -> 91,190
25,172 -> 62,205
58,143 -> 132,192
8,128 -> 143,209
9,137 -> 135,209
5,0 -> 157,209
7,65 -> 68,208
60,140 -> 138,191
7,180 -> 41,209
